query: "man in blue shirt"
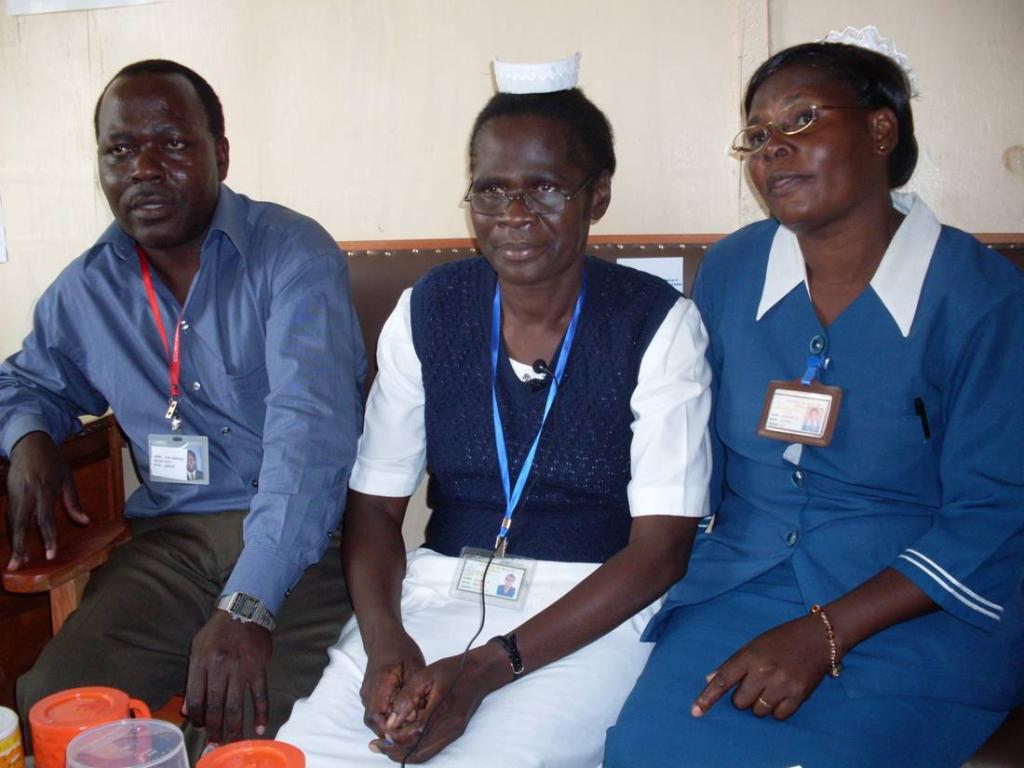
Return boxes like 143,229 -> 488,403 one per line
0,59 -> 365,746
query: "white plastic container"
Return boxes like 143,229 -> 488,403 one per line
65,719 -> 186,768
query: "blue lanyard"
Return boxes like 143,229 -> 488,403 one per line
491,275 -> 586,553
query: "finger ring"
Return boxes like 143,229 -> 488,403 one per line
757,696 -> 775,710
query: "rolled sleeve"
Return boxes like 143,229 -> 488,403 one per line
223,247 -> 365,613
348,289 -> 427,497
627,298 -> 713,518
890,291 -> 1024,631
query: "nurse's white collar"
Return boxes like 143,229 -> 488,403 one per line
756,192 -> 941,337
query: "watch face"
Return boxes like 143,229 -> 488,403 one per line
232,594 -> 259,619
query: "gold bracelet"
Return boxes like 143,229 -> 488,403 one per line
810,604 -> 843,678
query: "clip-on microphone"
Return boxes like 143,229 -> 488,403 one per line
530,359 -> 553,391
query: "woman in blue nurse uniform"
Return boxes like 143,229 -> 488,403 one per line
606,32 -> 1024,768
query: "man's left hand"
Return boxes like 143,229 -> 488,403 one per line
184,610 -> 273,744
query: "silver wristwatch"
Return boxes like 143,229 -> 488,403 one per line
217,592 -> 276,632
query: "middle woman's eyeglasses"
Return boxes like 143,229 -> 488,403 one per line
464,174 -> 597,216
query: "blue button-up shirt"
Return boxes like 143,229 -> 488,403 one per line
0,185 -> 365,614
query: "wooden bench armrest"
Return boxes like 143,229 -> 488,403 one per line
1,520 -> 129,594
1,519 -> 129,634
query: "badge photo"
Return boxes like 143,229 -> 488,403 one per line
450,547 -> 534,611
148,434 -> 211,485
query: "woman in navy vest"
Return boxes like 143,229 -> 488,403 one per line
278,55 -> 712,767
606,31 -> 1024,767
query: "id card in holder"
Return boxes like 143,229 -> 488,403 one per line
449,547 -> 535,611
757,379 -> 842,447
148,434 -> 211,484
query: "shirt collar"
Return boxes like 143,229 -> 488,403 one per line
756,192 -> 941,337
96,184 -> 251,262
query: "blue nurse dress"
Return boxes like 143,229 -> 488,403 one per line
606,194 -> 1024,767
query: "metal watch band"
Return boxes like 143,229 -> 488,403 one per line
488,631 -> 525,678
217,592 -> 276,632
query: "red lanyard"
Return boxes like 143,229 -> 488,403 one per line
137,244 -> 183,406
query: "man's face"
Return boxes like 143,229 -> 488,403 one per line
187,452 -> 197,472
96,72 -> 228,255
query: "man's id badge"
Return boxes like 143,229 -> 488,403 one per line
449,547 -> 534,611
148,433 -> 211,484
757,380 -> 842,447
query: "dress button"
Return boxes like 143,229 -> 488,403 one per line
192,381 -> 201,391
791,469 -> 806,488
221,426 -> 232,437
809,335 -> 827,355
786,530 -> 799,547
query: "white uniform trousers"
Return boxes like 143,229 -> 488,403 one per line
278,548 -> 657,768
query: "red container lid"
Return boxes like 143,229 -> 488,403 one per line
196,741 -> 304,768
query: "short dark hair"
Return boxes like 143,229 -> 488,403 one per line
744,42 -> 917,188
469,88 -> 616,177
94,59 -> 225,141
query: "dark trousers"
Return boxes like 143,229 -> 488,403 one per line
17,511 -> 350,744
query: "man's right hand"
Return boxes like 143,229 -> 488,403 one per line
360,630 -> 426,738
5,431 -> 89,570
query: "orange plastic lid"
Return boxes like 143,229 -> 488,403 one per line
30,688 -> 128,732
196,741 -> 304,768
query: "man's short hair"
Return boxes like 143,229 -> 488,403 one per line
93,59 -> 225,141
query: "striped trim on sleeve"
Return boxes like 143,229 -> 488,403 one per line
898,548 -> 1003,621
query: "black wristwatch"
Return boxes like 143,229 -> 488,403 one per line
217,592 -> 276,632
488,632 -> 525,679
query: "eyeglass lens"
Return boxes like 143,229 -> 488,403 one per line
734,104 -> 819,153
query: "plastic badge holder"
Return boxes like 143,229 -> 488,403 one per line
65,719 -> 186,768
196,740 -> 304,768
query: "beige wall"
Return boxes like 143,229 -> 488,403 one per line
1,0 -> 1022,359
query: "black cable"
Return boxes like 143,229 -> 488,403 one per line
400,545 -> 496,766
398,359 -> 562,763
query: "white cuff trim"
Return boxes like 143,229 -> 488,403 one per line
627,485 -> 706,518
349,465 -> 424,499
898,548 -> 1003,621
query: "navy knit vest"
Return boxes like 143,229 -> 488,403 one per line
410,256 -> 678,563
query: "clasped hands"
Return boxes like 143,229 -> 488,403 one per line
692,613 -> 836,722
361,631 -> 503,764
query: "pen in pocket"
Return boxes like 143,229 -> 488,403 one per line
913,397 -> 931,440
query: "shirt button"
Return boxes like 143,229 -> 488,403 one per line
221,426 -> 232,437
791,469 -> 806,488
809,335 -> 827,355
252,478 -> 259,488
192,381 -> 202,391
786,530 -> 800,547
180,320 -> 190,331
